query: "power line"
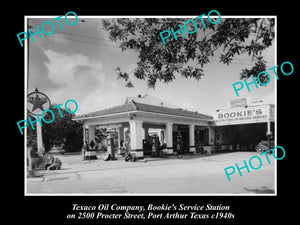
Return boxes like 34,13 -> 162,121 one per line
47,34 -> 119,48
54,30 -> 111,42
28,23 -> 118,48
46,34 -> 274,66
30,17 -> 261,47
29,22 -> 112,42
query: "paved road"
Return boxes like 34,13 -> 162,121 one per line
26,152 -> 275,195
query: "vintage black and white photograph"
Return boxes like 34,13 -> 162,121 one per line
24,15 -> 276,195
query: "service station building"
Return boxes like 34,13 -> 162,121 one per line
73,95 -> 275,159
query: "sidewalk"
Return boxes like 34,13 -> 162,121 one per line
27,151 -> 233,182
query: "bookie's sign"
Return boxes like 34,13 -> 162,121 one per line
213,104 -> 274,126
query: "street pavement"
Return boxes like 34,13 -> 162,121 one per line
26,151 -> 276,195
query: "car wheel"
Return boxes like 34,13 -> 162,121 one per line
256,146 -> 265,153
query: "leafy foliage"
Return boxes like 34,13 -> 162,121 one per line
27,105 -> 83,152
103,18 -> 275,88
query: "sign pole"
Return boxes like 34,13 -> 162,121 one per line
27,88 -> 51,172
36,116 -> 44,154
267,120 -> 271,148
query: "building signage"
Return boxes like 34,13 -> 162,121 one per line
27,89 -> 51,116
213,104 -> 273,126
96,123 -> 123,129
230,98 -> 247,108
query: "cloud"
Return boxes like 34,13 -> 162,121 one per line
43,49 -> 120,114
44,49 -> 104,85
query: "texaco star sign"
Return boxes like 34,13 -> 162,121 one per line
27,88 -> 51,116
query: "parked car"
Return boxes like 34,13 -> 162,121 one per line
48,143 -> 66,155
255,140 -> 274,153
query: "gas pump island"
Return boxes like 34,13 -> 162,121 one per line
85,134 -> 117,161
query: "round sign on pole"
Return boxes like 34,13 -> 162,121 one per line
27,88 -> 51,116
27,88 -> 51,155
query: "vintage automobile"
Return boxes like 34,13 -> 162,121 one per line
255,140 -> 274,153
48,142 -> 66,155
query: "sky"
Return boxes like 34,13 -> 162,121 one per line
27,16 -> 276,116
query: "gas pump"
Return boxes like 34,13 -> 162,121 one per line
151,135 -> 160,157
176,133 -> 183,156
107,134 -> 117,160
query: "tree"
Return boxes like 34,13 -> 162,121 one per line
27,104 -> 83,152
102,17 -> 275,88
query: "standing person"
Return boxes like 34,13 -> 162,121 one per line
120,140 -> 124,150
124,137 -> 132,161
176,132 -> 183,158
82,141 -> 89,161
124,137 -> 130,157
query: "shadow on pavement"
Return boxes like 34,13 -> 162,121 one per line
244,186 -> 274,194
